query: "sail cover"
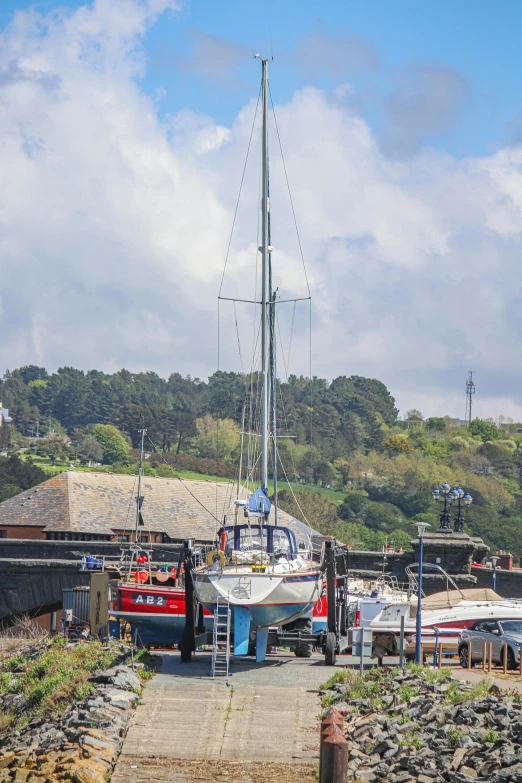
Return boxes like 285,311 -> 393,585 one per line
246,488 -> 272,521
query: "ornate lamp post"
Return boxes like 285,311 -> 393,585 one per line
432,482 -> 452,531
448,487 -> 473,533
415,521 -> 430,665
433,483 -> 472,533
491,555 -> 499,592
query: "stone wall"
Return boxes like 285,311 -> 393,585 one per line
0,538 -> 183,561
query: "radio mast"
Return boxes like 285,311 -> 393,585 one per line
465,371 -> 475,425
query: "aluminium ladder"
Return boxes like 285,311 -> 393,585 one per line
211,594 -> 231,684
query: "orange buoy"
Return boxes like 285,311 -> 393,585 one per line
135,570 -> 149,583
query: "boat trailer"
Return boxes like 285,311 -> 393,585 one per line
180,538 -> 351,666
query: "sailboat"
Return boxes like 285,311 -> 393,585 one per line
191,58 -> 323,662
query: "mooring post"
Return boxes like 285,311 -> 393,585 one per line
320,710 -> 344,772
503,645 -> 508,675
467,641 -> 472,671
482,642 -> 487,672
320,724 -> 348,783
438,641 -> 443,670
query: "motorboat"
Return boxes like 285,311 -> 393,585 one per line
369,584 -> 522,653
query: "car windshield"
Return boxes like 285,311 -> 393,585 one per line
500,621 -> 522,634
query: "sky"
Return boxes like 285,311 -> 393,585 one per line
1,0 -> 522,420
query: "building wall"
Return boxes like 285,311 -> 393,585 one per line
0,526 -> 46,540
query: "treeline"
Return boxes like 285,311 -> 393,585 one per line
0,365 -> 397,469
3,365 -> 522,559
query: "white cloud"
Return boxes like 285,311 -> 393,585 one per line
1,2 -> 522,421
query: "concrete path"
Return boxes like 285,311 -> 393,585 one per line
111,651 -> 336,783
452,664 -> 522,693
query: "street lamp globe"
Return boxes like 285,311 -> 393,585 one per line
432,487 -> 440,502
441,482 -> 451,495
415,522 -> 430,539
491,555 -> 499,567
463,493 -> 473,506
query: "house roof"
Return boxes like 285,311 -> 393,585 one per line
0,470 -> 315,543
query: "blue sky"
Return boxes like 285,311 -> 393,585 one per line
2,0 -> 522,419
2,0 -> 522,159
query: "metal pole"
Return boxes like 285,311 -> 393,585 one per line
493,566 -> 497,592
399,615 -> 405,669
270,292 -> 278,525
134,427 -> 146,544
260,58 -> 269,492
415,535 -> 424,664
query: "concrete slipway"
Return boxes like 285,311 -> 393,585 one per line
111,652 -> 337,783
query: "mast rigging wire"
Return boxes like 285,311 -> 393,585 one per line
145,433 -> 220,522
218,86 -> 262,298
268,83 -> 311,298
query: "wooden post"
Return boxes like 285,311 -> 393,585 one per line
519,651 -> 522,677
320,725 -> 348,783
503,645 -> 508,675
420,644 -> 424,666
488,643 -> 493,673
483,642 -> 487,672
438,641 -> 443,670
320,709 -> 343,772
467,641 -> 472,671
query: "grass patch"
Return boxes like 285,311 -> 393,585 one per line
443,678 -> 490,705
0,637 -> 118,734
320,669 -> 353,691
447,726 -> 465,748
483,729 -> 499,743
400,730 -> 423,751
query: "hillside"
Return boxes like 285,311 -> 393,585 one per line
1,364 -> 522,558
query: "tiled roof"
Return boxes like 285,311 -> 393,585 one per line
0,471 -> 314,543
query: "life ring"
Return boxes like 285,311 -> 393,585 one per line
207,549 -> 226,567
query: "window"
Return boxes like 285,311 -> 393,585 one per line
117,535 -> 129,543
0,530 -> 6,539
141,535 -> 149,543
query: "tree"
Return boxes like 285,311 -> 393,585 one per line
426,417 -> 446,431
92,424 -> 130,465
0,455 -> 46,494
0,482 -> 22,502
78,436 -> 104,463
382,435 -> 414,456
39,436 -> 65,464
193,415 -> 239,462
469,418 -> 502,442
276,489 -> 339,535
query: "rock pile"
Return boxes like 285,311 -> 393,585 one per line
0,663 -> 143,783
321,667 -> 522,783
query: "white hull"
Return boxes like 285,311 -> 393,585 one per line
369,593 -> 522,651
192,567 -> 322,628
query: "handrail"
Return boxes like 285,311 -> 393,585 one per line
405,562 -> 466,601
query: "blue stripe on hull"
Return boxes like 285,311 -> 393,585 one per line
200,602 -> 311,628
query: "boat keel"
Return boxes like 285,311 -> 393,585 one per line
233,606 -> 251,655
256,627 -> 269,663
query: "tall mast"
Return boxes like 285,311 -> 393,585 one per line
134,427 -> 146,543
260,58 -> 270,491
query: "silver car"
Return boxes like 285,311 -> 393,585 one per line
459,619 -> 522,669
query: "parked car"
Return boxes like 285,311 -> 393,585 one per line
459,619 -> 522,669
